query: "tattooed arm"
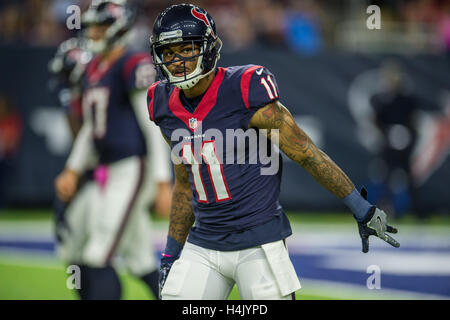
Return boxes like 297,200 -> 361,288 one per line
158,135 -> 194,298
249,101 -> 354,199
169,163 -> 195,244
161,133 -> 194,245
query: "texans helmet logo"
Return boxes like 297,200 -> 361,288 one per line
191,7 -> 215,37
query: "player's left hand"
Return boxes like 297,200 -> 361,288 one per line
356,188 -> 400,253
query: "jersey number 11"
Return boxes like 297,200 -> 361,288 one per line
182,141 -> 231,203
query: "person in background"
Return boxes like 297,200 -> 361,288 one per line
54,0 -> 172,300
369,60 -> 422,218
0,94 -> 22,207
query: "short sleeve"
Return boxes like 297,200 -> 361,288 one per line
240,65 -> 280,127
147,81 -> 159,124
123,53 -> 156,91
241,65 -> 280,111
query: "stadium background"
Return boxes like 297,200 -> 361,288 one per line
0,0 -> 449,299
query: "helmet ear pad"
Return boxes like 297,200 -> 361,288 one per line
202,38 -> 221,72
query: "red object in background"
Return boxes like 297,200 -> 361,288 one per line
0,111 -> 22,158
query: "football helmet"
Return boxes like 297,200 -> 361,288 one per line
150,3 -> 222,89
48,37 -> 92,85
82,0 -> 136,53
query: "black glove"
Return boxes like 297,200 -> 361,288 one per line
53,197 -> 70,244
159,255 -> 179,299
356,187 -> 400,253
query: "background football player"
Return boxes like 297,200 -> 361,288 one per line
48,35 -> 96,252
147,4 -> 400,300
54,0 -> 172,300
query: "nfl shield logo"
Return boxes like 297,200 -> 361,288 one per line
189,117 -> 198,130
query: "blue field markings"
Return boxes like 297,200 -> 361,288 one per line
0,239 -> 450,298
0,221 -> 450,299
290,252 -> 450,297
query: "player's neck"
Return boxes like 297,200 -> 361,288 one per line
182,70 -> 216,99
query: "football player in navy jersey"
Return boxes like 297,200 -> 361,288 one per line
48,36 -> 97,264
149,4 -> 400,300
54,0 -> 172,300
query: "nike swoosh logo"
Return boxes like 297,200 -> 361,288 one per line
256,68 -> 263,75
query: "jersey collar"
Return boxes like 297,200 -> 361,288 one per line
168,67 -> 226,132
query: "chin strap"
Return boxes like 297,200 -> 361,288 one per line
174,65 -> 216,89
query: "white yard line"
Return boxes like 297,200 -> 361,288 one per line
298,278 -> 450,300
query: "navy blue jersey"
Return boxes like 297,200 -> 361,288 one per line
82,50 -> 154,164
148,65 -> 292,251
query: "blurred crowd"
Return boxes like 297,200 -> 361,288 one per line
0,0 -> 449,54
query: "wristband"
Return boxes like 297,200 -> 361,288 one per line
343,188 -> 372,222
163,235 -> 183,258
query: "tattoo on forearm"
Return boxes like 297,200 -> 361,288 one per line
299,148 -> 354,199
253,102 -> 354,199
168,164 -> 194,244
168,187 -> 194,244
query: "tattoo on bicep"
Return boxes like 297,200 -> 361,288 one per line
257,102 -> 284,129
257,103 -> 311,159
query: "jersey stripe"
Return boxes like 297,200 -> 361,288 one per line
168,68 -> 227,132
104,158 -> 145,265
240,65 -> 263,109
86,54 -> 122,84
122,53 -> 152,80
147,81 -> 160,121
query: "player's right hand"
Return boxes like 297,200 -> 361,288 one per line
154,182 -> 172,218
54,168 -> 80,202
159,255 -> 178,300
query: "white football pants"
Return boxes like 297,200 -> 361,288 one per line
58,156 -> 157,277
161,240 -> 301,300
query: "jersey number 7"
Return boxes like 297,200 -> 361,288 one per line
83,87 -> 110,138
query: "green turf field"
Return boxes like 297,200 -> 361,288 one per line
0,209 -> 336,300
1,208 -> 447,225
0,258 -> 331,300
1,208 -> 448,300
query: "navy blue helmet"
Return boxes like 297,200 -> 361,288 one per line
82,0 -> 136,53
150,3 -> 222,89
48,37 -> 91,111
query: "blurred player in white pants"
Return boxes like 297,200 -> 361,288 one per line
54,0 -> 172,300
